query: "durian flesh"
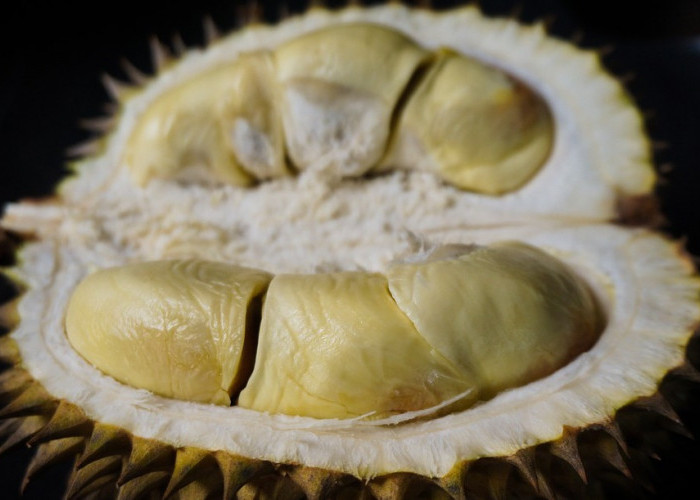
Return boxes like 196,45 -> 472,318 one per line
1,2 -> 698,497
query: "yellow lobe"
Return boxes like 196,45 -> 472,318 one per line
65,260 -> 272,405
274,23 -> 430,177
123,51 -> 286,186
382,51 -> 554,194
238,271 -> 471,419
387,242 -> 602,398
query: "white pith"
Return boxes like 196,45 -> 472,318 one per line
1,4 -> 694,482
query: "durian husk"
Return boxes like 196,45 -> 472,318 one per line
1,4 -> 698,499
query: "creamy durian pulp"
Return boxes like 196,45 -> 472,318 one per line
1,3 -> 698,497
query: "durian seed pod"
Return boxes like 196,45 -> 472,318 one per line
2,2 -> 699,499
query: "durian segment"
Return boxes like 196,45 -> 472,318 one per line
123,51 -> 287,186
64,260 -> 271,405
380,51 -> 554,194
274,23 -> 429,177
238,271 -> 471,419
387,242 -> 602,399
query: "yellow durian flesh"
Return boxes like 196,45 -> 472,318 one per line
387,242 -> 603,399
237,270 -> 472,419
123,51 -> 286,185
381,51 -> 554,194
64,260 -> 272,405
253,23 -> 429,177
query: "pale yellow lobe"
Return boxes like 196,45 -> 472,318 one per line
382,51 -> 554,194
123,52 -> 287,186
274,23 -> 429,177
238,271 -> 472,419
387,243 -> 602,399
64,260 -> 272,405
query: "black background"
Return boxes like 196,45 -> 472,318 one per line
2,0 -> 700,498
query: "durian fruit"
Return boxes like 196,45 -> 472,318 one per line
1,3 -> 698,500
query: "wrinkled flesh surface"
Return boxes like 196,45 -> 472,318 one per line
65,242 -> 602,419
124,23 -> 553,193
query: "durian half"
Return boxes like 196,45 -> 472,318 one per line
1,3 -> 698,499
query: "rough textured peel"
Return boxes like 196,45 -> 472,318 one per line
0,3 -> 696,500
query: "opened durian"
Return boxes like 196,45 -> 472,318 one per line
1,3 -> 698,500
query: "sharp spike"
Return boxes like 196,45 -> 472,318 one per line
117,471 -> 170,500
66,455 -> 122,500
592,419 -> 629,456
29,400 -> 93,445
505,448 -> 538,491
0,300 -> 20,332
79,116 -> 117,133
118,436 -> 174,485
163,447 -> 218,498
436,460 -> 470,500
367,473 -> 414,499
77,423 -> 131,468
672,361 -> 700,382
202,15 -> 221,44
597,436 -> 632,477
288,466 -> 351,499
0,367 -> 33,398
149,37 -> 172,72
66,140 -> 102,159
0,382 -> 58,418
0,416 -> 21,439
0,414 -> 50,454
69,472 -> 119,499
101,73 -> 130,101
550,432 -> 587,483
633,392 -> 682,424
167,479 -> 216,500
214,451 -> 272,500
171,33 -> 187,57
120,58 -> 148,85
22,436 -> 85,492
0,337 -> 20,365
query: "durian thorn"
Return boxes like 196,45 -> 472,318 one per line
0,367 -> 33,398
287,465 -> 352,500
508,3 -> 524,20
534,466 -> 555,500
619,72 -> 636,84
117,470 -> 170,500
120,58 -> 148,86
149,36 -> 172,72
214,451 -> 273,500
0,336 -> 20,364
77,423 -> 131,469
66,455 -> 122,500
597,436 -> 632,478
171,33 -> 187,57
202,15 -> 221,44
171,479 -> 219,500
550,430 -> 587,483
0,382 -> 58,419
0,298 -> 20,332
22,436 -> 85,492
65,140 -> 101,159
505,448 -> 538,491
79,116 -> 116,133
435,460 -> 470,500
118,436 -> 175,485
0,414 -> 50,454
163,447 -> 217,499
632,392 -> 682,424
570,29 -> 585,45
28,400 -> 93,445
69,472 -> 120,500
671,360 -> 700,383
366,472 -> 415,500
101,73 -> 130,101
592,419 -> 629,457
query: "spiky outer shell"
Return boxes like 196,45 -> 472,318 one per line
1,3 -> 700,500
